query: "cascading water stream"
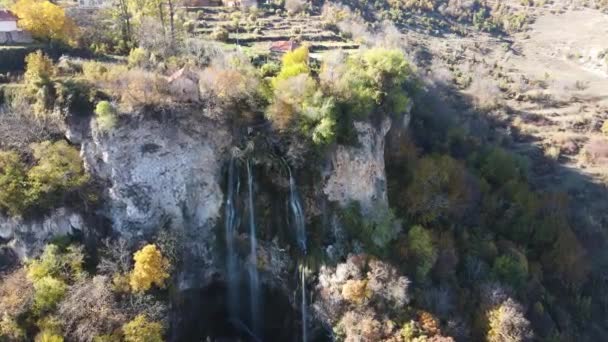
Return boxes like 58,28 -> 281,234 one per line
288,169 -> 307,254
301,267 -> 308,342
247,160 -> 261,336
287,167 -> 308,342
225,158 -> 240,317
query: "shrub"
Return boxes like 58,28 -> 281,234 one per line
95,101 -> 118,132
35,331 -> 64,342
54,79 -> 94,116
33,276 -> 67,313
122,315 -> 163,342
27,244 -> 85,282
24,50 -> 55,92
81,61 -> 109,81
0,314 -> 25,340
480,148 -> 525,187
59,276 -> 126,341
0,268 -> 34,319
183,20 -> 195,33
342,279 -> 370,305
127,48 -> 150,69
407,225 -> 437,280
107,69 -> 170,110
199,62 -> 260,108
323,48 -> 413,120
260,62 -> 280,78
601,120 -> 608,136
27,140 -> 89,207
340,202 -> 400,253
492,254 -> 528,289
0,150 -> 28,216
273,46 -> 310,86
405,155 -> 469,224
542,227 -> 588,289
129,244 -> 171,293
210,26 -> 229,42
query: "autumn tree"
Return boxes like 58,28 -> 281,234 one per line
11,0 -> 78,45
405,155 -> 469,224
407,225 -> 438,280
58,276 -> 126,341
129,244 -> 170,292
24,51 -> 55,91
486,298 -> 533,342
122,315 -> 163,342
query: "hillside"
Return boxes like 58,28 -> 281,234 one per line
1,0 -> 608,341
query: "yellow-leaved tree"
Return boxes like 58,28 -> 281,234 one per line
122,315 -> 164,342
11,0 -> 78,45
129,244 -> 170,292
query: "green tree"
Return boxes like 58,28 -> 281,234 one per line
492,254 -> 528,289
27,140 -> 89,207
328,48 -> 413,119
32,276 -> 67,313
95,101 -> 118,132
273,45 -> 310,86
122,315 -> 163,342
27,244 -> 85,283
480,148 -> 525,187
405,155 -> 469,224
407,225 -> 437,280
24,50 -> 55,91
0,151 -> 28,216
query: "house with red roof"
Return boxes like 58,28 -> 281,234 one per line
270,40 -> 300,55
0,9 -> 18,32
0,9 -> 32,44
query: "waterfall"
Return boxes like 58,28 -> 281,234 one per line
288,169 -> 307,254
287,167 -> 308,342
225,158 -> 240,317
247,160 -> 261,336
301,267 -> 308,342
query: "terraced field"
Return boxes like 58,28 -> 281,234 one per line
186,6 -> 359,59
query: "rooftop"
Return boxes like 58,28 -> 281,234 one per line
0,9 -> 17,22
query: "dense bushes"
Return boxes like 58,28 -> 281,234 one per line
0,239 -> 170,341
266,46 -> 414,147
340,202 -> 401,254
94,101 -> 118,132
0,140 -> 89,216
405,154 -> 469,224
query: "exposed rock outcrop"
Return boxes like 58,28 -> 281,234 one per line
0,208 -> 85,260
82,113 -> 231,288
323,118 -> 392,214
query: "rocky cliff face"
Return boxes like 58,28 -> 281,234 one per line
0,208 -> 85,260
323,118 -> 392,214
82,115 -> 230,238
81,113 -> 231,287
